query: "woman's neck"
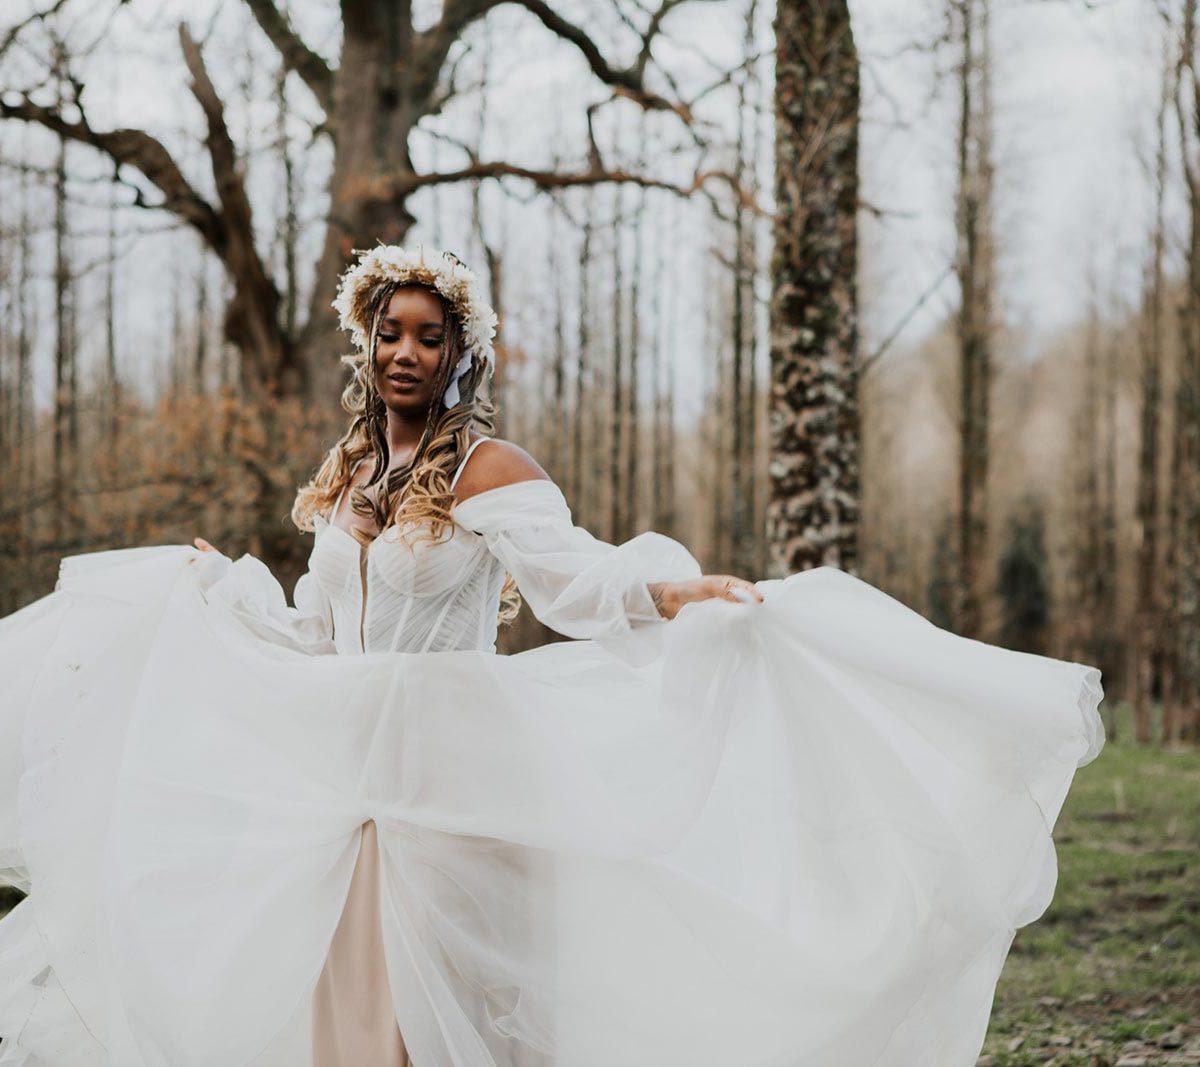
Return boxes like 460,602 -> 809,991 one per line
383,409 -> 429,466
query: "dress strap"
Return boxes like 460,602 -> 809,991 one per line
449,436 -> 492,492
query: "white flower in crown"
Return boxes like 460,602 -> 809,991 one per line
331,243 -> 498,369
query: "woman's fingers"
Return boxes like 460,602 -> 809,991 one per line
193,537 -> 216,552
708,575 -> 764,604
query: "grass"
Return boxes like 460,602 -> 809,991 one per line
978,702 -> 1200,1066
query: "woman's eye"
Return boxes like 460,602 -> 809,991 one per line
378,333 -> 398,343
422,337 -> 443,348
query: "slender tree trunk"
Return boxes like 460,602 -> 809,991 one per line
1101,326 -> 1121,683
17,152 -> 33,495
275,58 -> 300,341
1133,49 -> 1168,743
768,0 -> 861,576
952,0 -> 995,640
610,186 -> 626,542
1174,0 -> 1200,741
664,200 -> 679,534
651,178 -> 667,530
574,193 -> 594,519
625,125 -> 646,536
709,231 -> 728,568
1073,297 -> 1108,737
52,91 -> 70,543
195,245 -> 210,393
750,38 -> 768,578
105,178 -> 120,460
549,198 -> 568,486
731,0 -> 758,576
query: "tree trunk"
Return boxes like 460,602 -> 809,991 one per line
610,186 -> 626,543
1174,0 -> 1200,741
298,0 -> 420,405
52,101 -> 70,544
768,0 -> 861,576
952,0 -> 995,640
1133,41 -> 1170,743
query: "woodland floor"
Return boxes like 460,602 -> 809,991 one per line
978,701 -> 1200,1066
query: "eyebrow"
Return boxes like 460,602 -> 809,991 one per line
381,316 -> 443,330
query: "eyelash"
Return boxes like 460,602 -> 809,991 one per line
378,333 -> 441,348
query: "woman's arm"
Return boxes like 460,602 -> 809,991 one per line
452,439 -> 763,630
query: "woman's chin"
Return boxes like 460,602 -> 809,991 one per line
382,393 -> 435,417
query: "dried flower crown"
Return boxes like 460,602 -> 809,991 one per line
332,244 -> 498,407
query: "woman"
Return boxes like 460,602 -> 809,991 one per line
0,245 -> 1104,1067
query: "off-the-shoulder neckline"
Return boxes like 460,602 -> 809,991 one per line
314,477 -> 564,539
449,477 -> 565,517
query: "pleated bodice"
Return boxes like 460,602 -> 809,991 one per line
308,443 -> 508,656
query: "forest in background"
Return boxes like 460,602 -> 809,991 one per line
0,0 -> 1196,749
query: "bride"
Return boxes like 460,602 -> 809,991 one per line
0,245 -> 1104,1067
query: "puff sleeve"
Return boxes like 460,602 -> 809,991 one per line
189,550 -> 337,656
451,479 -> 702,640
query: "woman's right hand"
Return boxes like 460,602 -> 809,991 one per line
193,537 -> 219,553
648,575 -> 764,620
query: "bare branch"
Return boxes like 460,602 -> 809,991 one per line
178,24 -> 250,231
239,0 -> 334,115
634,0 -> 696,77
393,160 -> 760,210
859,263 -> 954,374
0,93 -> 222,245
0,0 -> 73,62
178,22 -> 284,372
509,0 -> 690,117
421,0 -> 693,121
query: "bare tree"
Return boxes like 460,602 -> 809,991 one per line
0,0 -> 720,406
768,0 -> 861,576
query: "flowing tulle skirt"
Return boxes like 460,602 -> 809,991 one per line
0,544 -> 1103,1067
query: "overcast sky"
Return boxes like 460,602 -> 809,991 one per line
0,0 -> 1173,412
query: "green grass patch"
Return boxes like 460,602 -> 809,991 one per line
980,702 -> 1200,1065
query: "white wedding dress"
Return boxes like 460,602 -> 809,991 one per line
0,438 -> 1104,1067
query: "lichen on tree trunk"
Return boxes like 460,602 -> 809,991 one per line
768,0 -> 861,578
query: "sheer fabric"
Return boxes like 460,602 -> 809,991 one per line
0,462 -> 1104,1066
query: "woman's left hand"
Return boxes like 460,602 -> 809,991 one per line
648,575 -> 764,620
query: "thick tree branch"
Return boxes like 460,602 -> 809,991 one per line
239,0 -> 335,115
178,25 -> 253,240
387,160 -> 754,205
0,94 -> 222,246
179,23 -> 286,381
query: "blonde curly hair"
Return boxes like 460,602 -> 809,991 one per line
291,274 -> 520,625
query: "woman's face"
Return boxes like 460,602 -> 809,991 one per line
374,286 -> 447,416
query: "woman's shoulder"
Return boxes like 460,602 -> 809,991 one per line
453,435 -> 552,505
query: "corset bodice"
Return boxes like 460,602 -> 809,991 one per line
308,509 -> 508,655
306,438 -> 510,656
